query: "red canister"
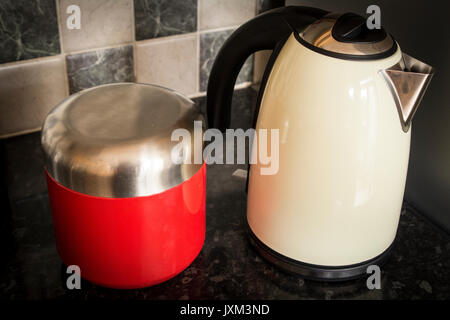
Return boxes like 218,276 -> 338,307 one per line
41,83 -> 206,289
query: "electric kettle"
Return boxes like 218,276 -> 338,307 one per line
207,6 -> 434,280
42,83 -> 206,288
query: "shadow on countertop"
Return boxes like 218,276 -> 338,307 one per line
0,87 -> 449,300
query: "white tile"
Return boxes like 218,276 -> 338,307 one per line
0,57 -> 68,138
199,0 -> 256,30
58,0 -> 133,52
135,35 -> 198,96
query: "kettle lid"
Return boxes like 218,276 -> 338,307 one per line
297,12 -> 397,60
41,83 -> 204,198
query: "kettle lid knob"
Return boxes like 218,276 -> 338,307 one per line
298,12 -> 396,60
331,12 -> 387,44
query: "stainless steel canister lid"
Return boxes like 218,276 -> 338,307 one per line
41,83 -> 204,198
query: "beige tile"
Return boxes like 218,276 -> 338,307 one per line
135,35 -> 198,96
199,0 -> 256,30
58,0 -> 133,52
254,50 -> 272,83
0,57 -> 68,138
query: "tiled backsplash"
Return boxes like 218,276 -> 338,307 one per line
0,0 -> 270,139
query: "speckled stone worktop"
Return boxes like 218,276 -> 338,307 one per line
1,87 -> 449,300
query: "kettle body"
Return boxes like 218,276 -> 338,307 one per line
247,33 -> 408,267
207,7 -> 433,280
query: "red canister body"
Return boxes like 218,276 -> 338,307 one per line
46,163 -> 206,289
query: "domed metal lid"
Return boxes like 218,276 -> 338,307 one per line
296,12 -> 397,60
41,83 -> 204,198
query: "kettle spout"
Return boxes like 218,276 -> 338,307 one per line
380,53 -> 434,132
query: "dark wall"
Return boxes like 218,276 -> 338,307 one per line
287,0 -> 450,231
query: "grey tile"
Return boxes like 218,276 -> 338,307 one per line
66,46 -> 134,94
134,0 -> 197,41
200,29 -> 254,92
0,0 -> 60,63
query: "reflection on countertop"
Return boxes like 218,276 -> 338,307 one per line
0,87 -> 449,300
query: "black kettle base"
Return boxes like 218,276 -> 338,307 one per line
246,223 -> 393,282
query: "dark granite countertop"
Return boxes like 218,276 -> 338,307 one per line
1,87 -> 449,300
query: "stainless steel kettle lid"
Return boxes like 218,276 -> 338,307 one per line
41,83 -> 204,198
296,12 -> 397,60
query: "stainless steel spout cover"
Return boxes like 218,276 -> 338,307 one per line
381,53 -> 434,132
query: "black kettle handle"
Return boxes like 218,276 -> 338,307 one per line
206,6 -> 328,130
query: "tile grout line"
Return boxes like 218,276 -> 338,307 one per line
55,0 -> 65,54
55,0 -> 70,97
61,42 -> 137,56
0,54 -> 66,69
188,81 -> 253,99
196,0 -> 201,94
135,32 -> 198,46
130,0 -> 137,82
198,25 -> 240,34
0,127 -> 42,140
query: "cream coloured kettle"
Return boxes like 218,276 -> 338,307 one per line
207,6 -> 434,280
